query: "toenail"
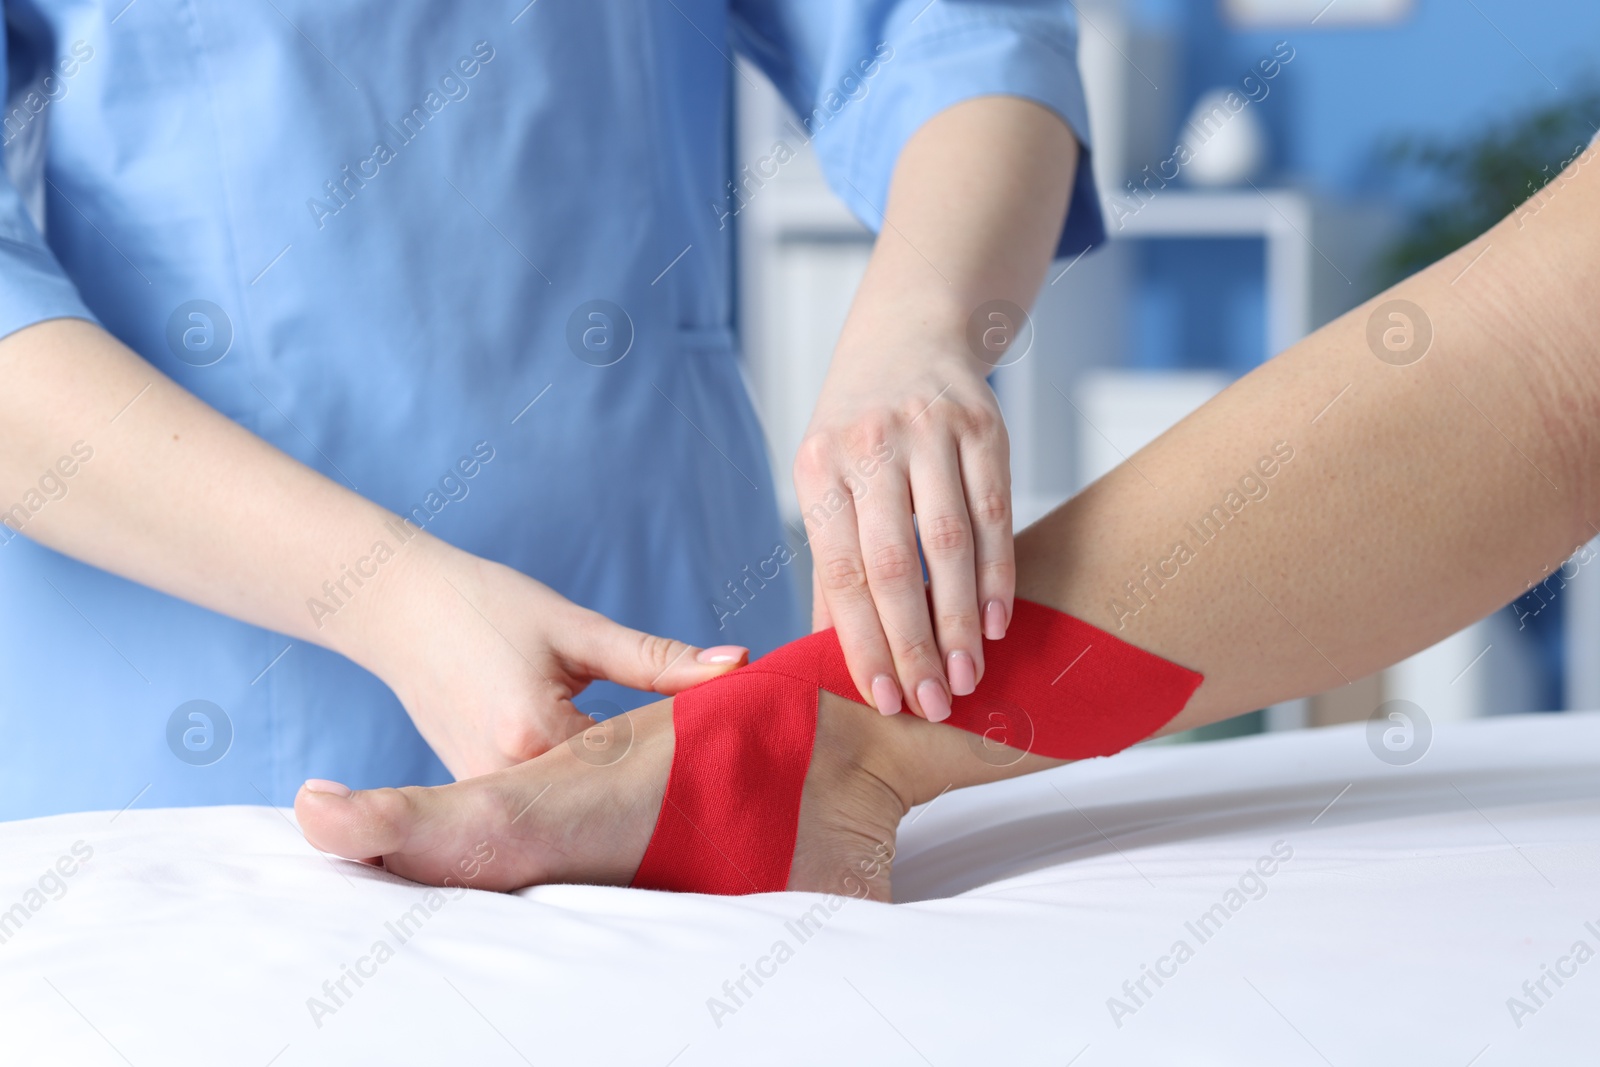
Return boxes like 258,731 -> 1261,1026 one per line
917,680 -> 951,723
303,778 -> 352,797
947,650 -> 977,696
871,674 -> 902,716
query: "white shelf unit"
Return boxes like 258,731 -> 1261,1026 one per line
1002,185 -> 1349,529
1107,189 -> 1317,355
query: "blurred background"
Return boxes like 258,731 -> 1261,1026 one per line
731,0 -> 1600,740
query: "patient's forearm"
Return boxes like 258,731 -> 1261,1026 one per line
1016,160 -> 1599,735
868,155 -> 1600,809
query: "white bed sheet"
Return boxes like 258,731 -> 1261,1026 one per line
1,712 -> 1597,1066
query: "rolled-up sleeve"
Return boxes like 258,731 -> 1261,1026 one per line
0,208 -> 96,341
0,40 -> 97,340
731,0 -> 1105,259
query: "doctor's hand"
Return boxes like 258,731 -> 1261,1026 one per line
794,95 -> 1079,722
797,323 -> 1012,724
363,541 -> 747,779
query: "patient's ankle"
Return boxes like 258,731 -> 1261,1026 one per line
823,689 -> 1067,812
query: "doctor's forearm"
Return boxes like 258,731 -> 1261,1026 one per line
0,318 -> 442,675
0,318 -> 751,774
843,94 -> 1077,349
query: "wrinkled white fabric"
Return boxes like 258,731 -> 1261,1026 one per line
1,712 -> 1595,1065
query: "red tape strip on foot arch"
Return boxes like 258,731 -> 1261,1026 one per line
630,598 -> 1203,895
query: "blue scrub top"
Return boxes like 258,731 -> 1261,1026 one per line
0,0 -> 1102,818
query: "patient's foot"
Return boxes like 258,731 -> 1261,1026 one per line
295,691 -> 910,900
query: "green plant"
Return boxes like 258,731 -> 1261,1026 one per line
1376,88 -> 1600,287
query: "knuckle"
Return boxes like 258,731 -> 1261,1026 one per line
978,556 -> 1017,594
978,553 -> 1016,580
840,418 -> 892,458
970,490 -> 1011,528
972,559 -> 1011,601
820,554 -> 869,593
868,542 -> 921,584
920,513 -> 969,556
793,434 -> 834,483
892,632 -> 940,668
898,394 -> 933,424
492,716 -> 544,761
937,607 -> 980,637
962,403 -> 1003,438
634,631 -> 680,673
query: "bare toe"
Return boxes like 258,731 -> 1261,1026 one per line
295,778 -> 513,887
297,691 -> 910,900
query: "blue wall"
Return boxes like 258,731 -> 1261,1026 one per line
1137,0 -> 1600,195
1122,0 -> 1600,374
1119,0 -> 1591,709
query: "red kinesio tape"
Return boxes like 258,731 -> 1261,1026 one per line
630,598 -> 1203,895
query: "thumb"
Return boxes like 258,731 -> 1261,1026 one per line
568,612 -> 748,694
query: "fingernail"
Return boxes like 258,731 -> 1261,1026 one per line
871,674 -> 901,716
983,599 -> 1007,641
947,650 -> 977,697
917,679 -> 952,723
303,778 -> 352,797
696,645 -> 748,666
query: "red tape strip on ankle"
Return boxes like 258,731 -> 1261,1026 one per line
630,598 -> 1202,895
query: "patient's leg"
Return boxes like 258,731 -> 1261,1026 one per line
297,607 -> 1181,897
300,149 -> 1600,895
296,689 -> 966,900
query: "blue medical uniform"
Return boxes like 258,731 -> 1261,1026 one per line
0,0 -> 1102,818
